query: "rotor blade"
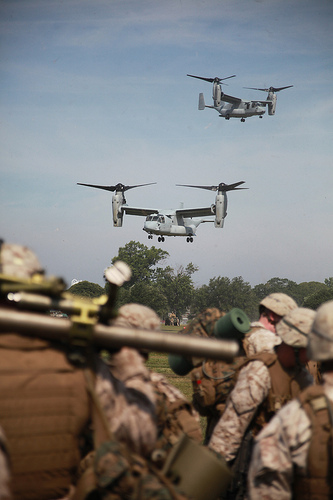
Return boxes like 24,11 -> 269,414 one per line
218,181 -> 248,192
187,74 -> 215,83
123,182 -> 157,192
176,181 -> 247,192
219,75 -> 236,81
77,182 -> 156,193
77,183 -> 116,192
244,85 -> 293,93
270,85 -> 293,92
187,74 -> 236,84
176,183 -> 217,191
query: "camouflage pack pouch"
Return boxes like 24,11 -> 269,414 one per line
190,357 -> 245,416
94,440 -> 188,500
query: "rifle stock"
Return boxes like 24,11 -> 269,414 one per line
0,308 -> 239,361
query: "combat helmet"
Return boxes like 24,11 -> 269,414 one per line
276,307 -> 316,348
260,293 -> 297,317
307,300 -> 333,361
113,303 -> 161,331
0,241 -> 44,279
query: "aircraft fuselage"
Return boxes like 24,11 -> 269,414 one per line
143,213 -> 198,237
217,102 -> 265,119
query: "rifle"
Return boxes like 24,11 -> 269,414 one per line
0,261 -> 239,362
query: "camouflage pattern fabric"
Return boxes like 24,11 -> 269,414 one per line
244,322 -> 281,356
149,371 -> 202,468
93,440 -> 188,500
248,372 -> 333,500
181,308 -> 224,368
0,243 -> 44,278
190,355 -> 246,443
182,308 -> 223,339
209,360 -> 271,462
96,350 -> 157,458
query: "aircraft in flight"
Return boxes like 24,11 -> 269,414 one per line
187,74 -> 293,122
77,181 -> 247,243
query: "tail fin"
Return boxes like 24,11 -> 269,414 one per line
198,93 -> 205,110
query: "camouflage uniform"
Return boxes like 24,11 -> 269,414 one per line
97,347 -> 157,458
244,293 -> 298,357
248,301 -> 333,500
110,305 -> 202,467
0,243 -> 157,499
183,308 -> 249,443
245,321 -> 282,356
209,307 -> 315,462
248,372 -> 333,500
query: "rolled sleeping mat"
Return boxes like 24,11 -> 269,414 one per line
169,308 -> 250,376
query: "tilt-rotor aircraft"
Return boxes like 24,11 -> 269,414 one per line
77,181 -> 247,243
187,74 -> 293,122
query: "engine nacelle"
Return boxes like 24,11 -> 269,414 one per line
267,92 -> 277,115
213,82 -> 222,107
214,192 -> 227,228
112,193 -> 124,227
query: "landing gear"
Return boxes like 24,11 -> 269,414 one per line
241,118 -> 245,122
148,234 -> 153,240
186,236 -> 194,243
158,236 -> 165,242
259,115 -> 263,119
225,114 -> 230,120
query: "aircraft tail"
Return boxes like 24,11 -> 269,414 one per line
198,93 -> 205,110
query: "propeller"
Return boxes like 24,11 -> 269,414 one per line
187,74 -> 236,84
176,181 -> 247,192
77,182 -> 156,193
244,85 -> 293,93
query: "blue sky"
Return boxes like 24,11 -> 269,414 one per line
1,0 -> 332,289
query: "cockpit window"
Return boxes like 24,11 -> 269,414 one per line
146,215 -> 159,221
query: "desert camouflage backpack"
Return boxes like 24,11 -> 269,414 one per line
151,377 -> 202,469
186,309 -> 247,439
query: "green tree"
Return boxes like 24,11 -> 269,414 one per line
156,264 -> 198,319
127,282 -> 169,318
295,281 -> 327,305
253,277 -> 298,303
111,241 -> 169,287
191,276 -> 257,320
324,277 -> 333,289
303,288 -> 333,310
109,241 -> 197,319
67,281 -> 105,298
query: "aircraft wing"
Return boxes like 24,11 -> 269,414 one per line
121,205 -> 159,217
221,93 -> 242,105
175,206 -> 215,218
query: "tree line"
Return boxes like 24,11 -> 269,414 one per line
68,241 -> 333,321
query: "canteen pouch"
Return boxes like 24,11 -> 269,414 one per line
162,433 -> 233,500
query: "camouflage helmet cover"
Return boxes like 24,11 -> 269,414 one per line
113,303 -> 161,331
276,307 -> 316,348
260,293 -> 297,317
0,243 -> 44,279
182,308 -> 224,339
307,300 -> 333,362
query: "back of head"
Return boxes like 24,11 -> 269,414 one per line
276,307 -> 316,348
114,303 -> 161,331
260,292 -> 297,317
307,300 -> 333,362
0,242 -> 44,279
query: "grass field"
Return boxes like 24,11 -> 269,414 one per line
146,324 -> 193,399
146,325 -> 207,433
